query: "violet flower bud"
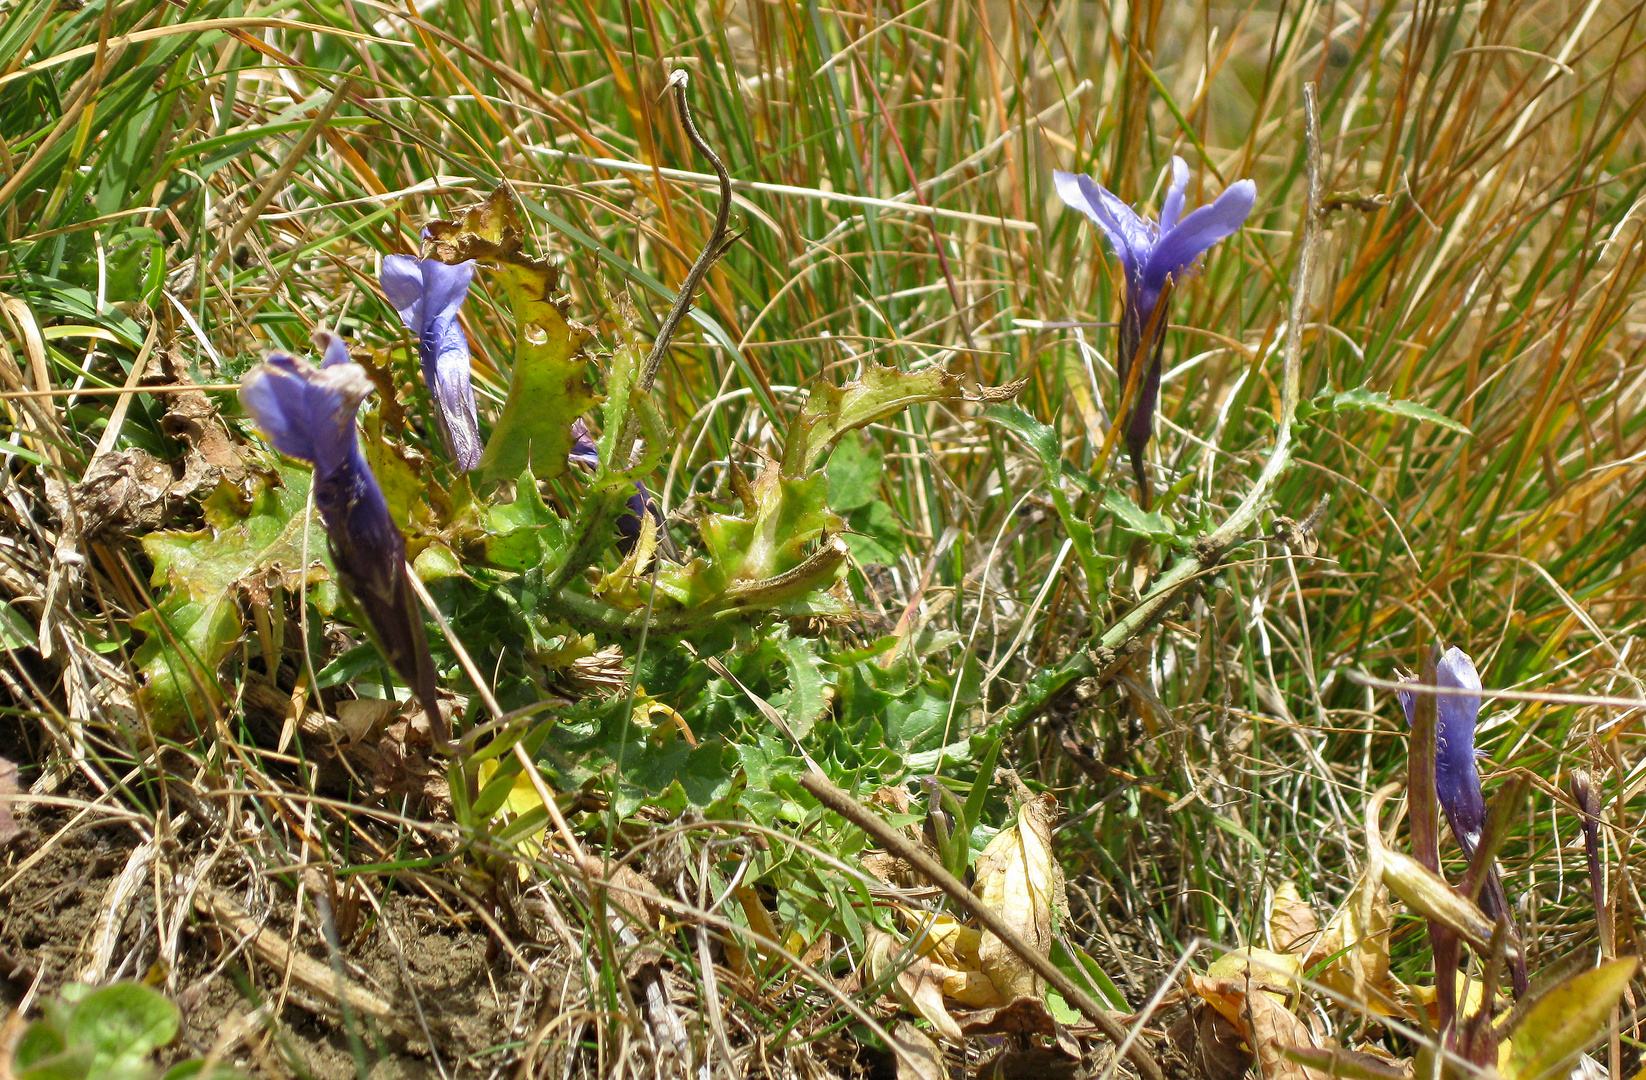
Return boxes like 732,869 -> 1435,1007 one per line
240,334 -> 444,739
1398,646 -> 1527,994
381,254 -> 482,471
567,418 -> 660,556
1053,157 -> 1254,505
1397,646 -> 1487,855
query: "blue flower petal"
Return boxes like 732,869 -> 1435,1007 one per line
1054,170 -> 1151,279
321,333 -> 352,368
239,344 -> 446,738
567,418 -> 600,469
1143,178 -> 1256,286
419,258 -> 475,322
240,354 -> 371,481
1432,646 -> 1486,850
428,314 -> 481,470
1159,157 -> 1190,233
1397,646 -> 1487,853
380,254 -> 429,333
380,254 -> 481,471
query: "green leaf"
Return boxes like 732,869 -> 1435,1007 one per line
1103,491 -> 1176,543
161,1063 -> 244,1080
1505,957 -> 1637,1080
623,738 -> 738,806
985,405 -> 1101,497
781,364 -> 971,476
776,637 -> 832,739
1315,386 -> 1471,435
425,187 -> 596,483
985,404 -> 1061,473
656,462 -> 845,611
13,1020 -> 68,1070
843,501 -> 903,565
134,464 -> 336,732
314,643 -> 380,690
482,470 -> 569,573
64,982 -> 178,1066
825,432 -> 885,510
1052,938 -> 1130,1012
0,599 -> 38,651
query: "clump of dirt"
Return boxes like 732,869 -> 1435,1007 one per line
0,805 -> 534,1079
0,814 -> 137,995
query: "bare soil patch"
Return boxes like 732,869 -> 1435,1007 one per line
0,798 -> 531,1079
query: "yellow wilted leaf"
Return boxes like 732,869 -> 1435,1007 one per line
1270,881 -> 1319,955
895,908 -> 1002,1007
475,758 -> 548,861
903,910 -> 983,972
1207,948 -> 1304,997
1379,849 -> 1499,953
941,966 -> 1006,1008
1311,866 -> 1395,1010
973,791 -> 1062,1001
866,930 -> 964,1041
592,508 -> 663,608
1404,975 -> 1501,1032
1502,957 -> 1638,1080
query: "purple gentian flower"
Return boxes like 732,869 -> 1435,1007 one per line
240,334 -> 445,740
381,255 -> 481,471
1397,645 -> 1527,995
1054,157 -> 1255,506
1397,646 -> 1486,853
568,418 -> 660,556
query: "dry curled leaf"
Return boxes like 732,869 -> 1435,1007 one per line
952,995 -> 1058,1038
1189,973 -> 1326,1080
973,791 -> 1062,1001
1270,880 -> 1319,954
866,929 -> 965,1042
1246,987 -> 1327,1080
1167,1002 -> 1252,1080
978,1045 -> 1081,1080
891,1020 -> 947,1080
1311,866 -> 1396,1011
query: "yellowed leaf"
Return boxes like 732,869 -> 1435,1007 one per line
1188,974 -> 1325,1080
592,508 -> 662,605
897,909 -> 1002,1007
904,910 -> 983,971
866,930 -> 964,1042
1207,948 -> 1303,997
974,792 -> 1061,1001
1188,973 -> 1259,1030
1502,957 -> 1638,1080
1312,866 -> 1395,1011
891,1020 -> 946,1080
1270,881 -> 1319,954
735,885 -> 782,962
475,758 -> 549,863
1379,849 -> 1499,952
942,967 -> 1007,1008
1403,975 -> 1501,1033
